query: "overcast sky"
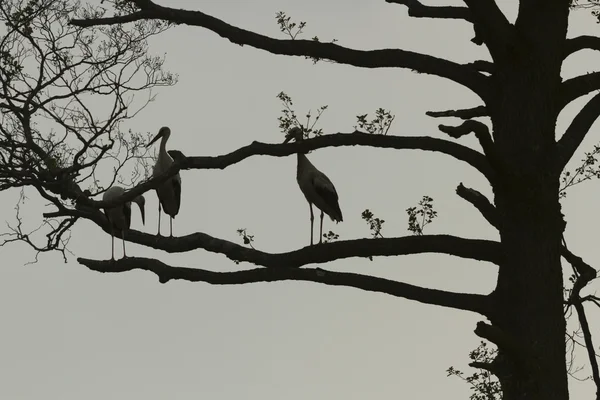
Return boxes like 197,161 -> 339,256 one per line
1,0 -> 600,399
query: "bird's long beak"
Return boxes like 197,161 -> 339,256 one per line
146,130 -> 164,148
283,135 -> 292,144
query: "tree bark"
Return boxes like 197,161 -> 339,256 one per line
487,10 -> 569,397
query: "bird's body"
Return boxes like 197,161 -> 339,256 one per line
285,127 -> 343,245
296,153 -> 343,222
147,126 -> 182,236
103,186 -> 145,260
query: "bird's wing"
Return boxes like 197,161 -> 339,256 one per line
172,174 -> 182,215
312,171 -> 338,202
123,202 -> 132,230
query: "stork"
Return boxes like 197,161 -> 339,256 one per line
284,127 -> 343,245
146,126 -> 182,237
102,186 -> 145,260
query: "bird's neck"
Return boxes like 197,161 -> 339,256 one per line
296,152 -> 312,177
160,135 -> 169,154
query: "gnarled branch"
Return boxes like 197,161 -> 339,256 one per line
461,0 -> 514,59
52,132 -> 495,211
426,105 -> 487,120
77,256 -> 492,315
385,0 -> 472,20
456,183 -> 499,229
561,71 -> 600,107
49,206 -> 504,266
557,91 -> 600,168
69,1 -> 489,97
564,35 -> 600,59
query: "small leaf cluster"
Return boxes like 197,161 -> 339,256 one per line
274,11 -> 337,64
276,91 -> 328,138
236,228 -> 255,248
446,342 -> 501,400
559,143 -> 600,198
275,11 -> 306,40
355,108 -> 395,135
322,230 -> 339,243
361,209 -> 385,239
406,195 -> 437,236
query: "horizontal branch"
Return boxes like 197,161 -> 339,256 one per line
69,1 -> 489,97
426,105 -> 488,119
556,91 -> 600,168
77,257 -> 492,315
61,132 -> 494,211
564,35 -> 600,59
50,207 -> 503,266
385,0 -> 472,20
561,71 -> 600,107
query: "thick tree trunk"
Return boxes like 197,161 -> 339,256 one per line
487,35 -> 569,399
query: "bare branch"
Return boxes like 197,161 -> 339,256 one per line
461,0 -> 514,59
76,256 -> 492,315
47,207 -> 504,266
385,0 -> 472,20
456,183 -> 499,229
557,91 -> 600,168
561,72 -> 600,107
426,106 -> 487,120
69,1 -> 489,97
48,132 -> 494,211
437,120 -> 501,172
564,35 -> 600,59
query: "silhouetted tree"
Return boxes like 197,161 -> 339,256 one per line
2,1 -> 600,400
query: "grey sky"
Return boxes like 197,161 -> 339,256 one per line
0,0 -> 599,399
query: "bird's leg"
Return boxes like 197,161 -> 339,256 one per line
111,233 -> 115,261
122,229 -> 127,258
309,203 -> 314,246
319,211 -> 324,244
169,217 -> 173,237
157,203 -> 162,236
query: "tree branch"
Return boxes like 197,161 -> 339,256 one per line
76,256 -> 492,315
55,132 -> 494,211
48,206 -> 504,266
562,245 -> 600,397
437,120 -> 502,173
564,35 -> 600,59
556,91 -> 600,168
561,72 -> 600,107
461,0 -> 514,59
385,0 -> 472,20
69,1 -> 489,97
426,105 -> 487,120
456,183 -> 499,229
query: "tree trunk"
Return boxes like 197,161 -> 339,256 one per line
487,34 -> 569,398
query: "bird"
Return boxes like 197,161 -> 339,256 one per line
102,186 -> 145,260
146,126 -> 182,237
284,126 -> 343,245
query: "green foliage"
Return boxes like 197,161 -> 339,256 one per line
406,195 -> 437,235
322,230 -> 339,243
355,108 -> 395,135
276,91 -> 328,138
447,342 -> 501,400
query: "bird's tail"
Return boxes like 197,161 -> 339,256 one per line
329,202 -> 343,223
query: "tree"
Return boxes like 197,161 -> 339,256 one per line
2,0 -> 600,399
